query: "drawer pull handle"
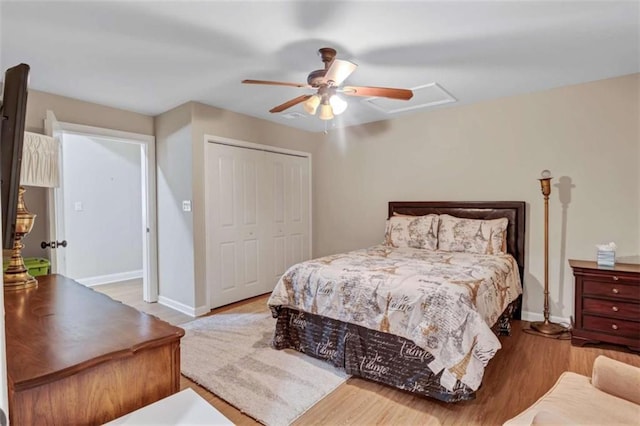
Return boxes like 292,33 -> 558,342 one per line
612,306 -> 619,312
612,288 -> 619,294
611,324 -> 618,330
612,276 -> 619,281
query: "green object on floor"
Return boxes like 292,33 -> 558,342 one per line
2,257 -> 50,276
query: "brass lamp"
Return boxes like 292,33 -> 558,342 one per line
3,131 -> 59,290
3,187 -> 37,290
530,169 -> 569,336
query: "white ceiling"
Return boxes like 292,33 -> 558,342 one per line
1,1 -> 638,133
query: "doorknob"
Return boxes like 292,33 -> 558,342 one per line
41,240 -> 68,249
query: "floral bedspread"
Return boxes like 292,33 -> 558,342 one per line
267,245 -> 522,391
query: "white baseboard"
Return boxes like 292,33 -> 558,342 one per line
158,296 -> 210,318
77,270 -> 143,287
521,310 -> 571,327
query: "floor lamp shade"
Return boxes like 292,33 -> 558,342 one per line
3,132 -> 60,290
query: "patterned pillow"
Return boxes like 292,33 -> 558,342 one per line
384,214 -> 439,250
437,214 -> 508,255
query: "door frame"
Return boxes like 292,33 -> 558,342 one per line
45,113 -> 159,302
203,134 -> 312,309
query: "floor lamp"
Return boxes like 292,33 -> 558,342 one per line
3,132 -> 60,290
529,169 -> 569,336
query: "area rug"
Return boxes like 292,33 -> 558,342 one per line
180,306 -> 349,426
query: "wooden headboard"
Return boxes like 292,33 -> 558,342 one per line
389,201 -> 526,319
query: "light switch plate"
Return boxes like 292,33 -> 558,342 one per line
74,201 -> 83,212
182,200 -> 192,212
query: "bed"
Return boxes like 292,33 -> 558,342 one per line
268,201 -> 525,402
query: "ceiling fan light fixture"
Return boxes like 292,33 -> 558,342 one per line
318,103 -> 334,121
303,94 -> 321,115
329,95 -> 348,115
242,47 -> 413,120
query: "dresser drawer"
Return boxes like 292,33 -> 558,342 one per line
580,270 -> 640,285
583,315 -> 640,339
582,280 -> 640,301
583,298 -> 640,319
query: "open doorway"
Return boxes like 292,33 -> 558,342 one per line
61,133 -> 143,282
45,112 -> 158,302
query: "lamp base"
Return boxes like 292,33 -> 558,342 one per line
529,320 -> 570,336
3,247 -> 38,291
3,186 -> 38,291
3,270 -> 37,291
4,247 -> 38,291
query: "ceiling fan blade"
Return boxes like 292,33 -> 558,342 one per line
269,95 -> 313,113
342,86 -> 414,100
324,59 -> 357,86
242,79 -> 308,88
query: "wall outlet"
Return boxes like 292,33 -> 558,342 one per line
182,200 -> 192,212
74,201 -> 83,212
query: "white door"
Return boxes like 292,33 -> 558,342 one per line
206,143 -> 267,307
266,152 -> 311,287
206,141 -> 311,308
44,111 -> 66,274
45,111 -> 159,302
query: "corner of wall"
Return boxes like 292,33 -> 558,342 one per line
158,295 -> 209,318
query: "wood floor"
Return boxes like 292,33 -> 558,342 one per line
94,279 -> 192,325
96,282 -> 640,426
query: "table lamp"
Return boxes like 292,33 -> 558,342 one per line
4,131 -> 59,290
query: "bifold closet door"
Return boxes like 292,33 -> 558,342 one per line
205,143 -> 310,309
265,152 -> 311,288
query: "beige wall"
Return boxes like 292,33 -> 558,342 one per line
315,73 -> 639,321
20,90 -> 154,259
154,103 -> 195,308
24,90 -> 154,135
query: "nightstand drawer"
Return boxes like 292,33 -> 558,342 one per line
583,315 -> 640,339
581,271 -> 640,285
583,298 -> 640,319
583,280 -> 640,301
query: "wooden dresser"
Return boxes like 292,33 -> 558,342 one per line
569,259 -> 640,351
4,274 -> 185,425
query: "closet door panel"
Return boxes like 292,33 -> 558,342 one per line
219,242 -> 237,291
239,159 -> 260,291
206,144 -> 264,308
273,236 -> 286,280
286,155 -> 310,268
273,162 -> 285,225
210,153 -> 242,303
265,152 -> 311,289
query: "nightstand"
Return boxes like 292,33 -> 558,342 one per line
569,259 -> 640,352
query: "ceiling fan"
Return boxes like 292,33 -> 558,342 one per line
242,47 -> 414,120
